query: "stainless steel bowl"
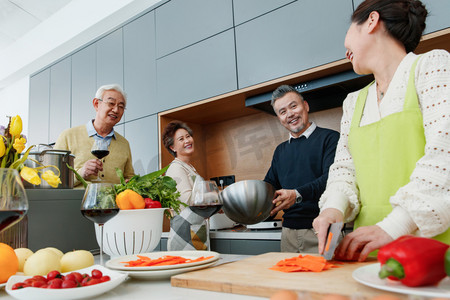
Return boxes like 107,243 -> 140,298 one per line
220,180 -> 275,225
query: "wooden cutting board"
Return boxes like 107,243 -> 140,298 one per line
171,252 -> 406,299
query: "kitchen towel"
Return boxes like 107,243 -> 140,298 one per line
167,207 -> 208,251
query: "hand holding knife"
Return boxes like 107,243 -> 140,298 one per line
321,222 -> 343,260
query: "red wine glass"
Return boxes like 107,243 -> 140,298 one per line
81,182 -> 118,265
0,168 -> 28,234
91,139 -> 110,182
188,179 -> 222,251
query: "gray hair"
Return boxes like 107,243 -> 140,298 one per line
271,85 -> 304,111
95,84 -> 127,106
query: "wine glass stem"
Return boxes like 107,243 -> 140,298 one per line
99,224 -> 104,265
205,218 -> 210,251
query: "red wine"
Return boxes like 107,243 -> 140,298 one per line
0,210 -> 26,231
91,150 -> 109,159
81,208 -> 119,224
190,204 -> 222,218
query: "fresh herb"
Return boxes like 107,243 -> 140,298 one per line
114,166 -> 186,217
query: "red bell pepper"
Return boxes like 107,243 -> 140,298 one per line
144,198 -> 162,209
377,235 -> 449,287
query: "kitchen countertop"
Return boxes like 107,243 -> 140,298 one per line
0,254 -> 267,300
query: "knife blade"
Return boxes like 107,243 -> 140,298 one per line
322,221 -> 343,260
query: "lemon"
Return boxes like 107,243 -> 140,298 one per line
61,250 -> 94,272
23,249 -> 61,276
14,248 -> 34,272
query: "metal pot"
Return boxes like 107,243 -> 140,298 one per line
23,149 -> 75,189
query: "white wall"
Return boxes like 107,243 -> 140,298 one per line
0,77 -> 29,137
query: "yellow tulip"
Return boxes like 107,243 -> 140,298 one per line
41,170 -> 61,188
10,115 -> 23,137
20,167 -> 41,185
0,136 -> 5,157
13,137 -> 26,153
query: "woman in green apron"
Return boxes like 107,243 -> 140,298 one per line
313,0 -> 450,261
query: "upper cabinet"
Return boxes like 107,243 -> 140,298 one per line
235,0 -> 353,89
155,0 -> 233,58
232,0 -> 295,26
123,11 -> 157,121
96,28 -> 124,88
49,57 -> 71,144
156,29 -> 237,111
421,0 -> 450,34
28,69 -> 50,146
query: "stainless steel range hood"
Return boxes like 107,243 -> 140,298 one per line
245,70 -> 374,115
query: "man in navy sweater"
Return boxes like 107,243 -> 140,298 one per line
264,85 -> 339,253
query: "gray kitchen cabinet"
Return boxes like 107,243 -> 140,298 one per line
96,28 -> 124,89
417,0 -> 450,34
232,0 -> 296,26
49,57 -> 71,144
235,0 -> 353,89
124,115 -> 159,176
71,44 -> 97,128
27,189 -> 98,253
155,0 -> 233,58
28,69 -> 50,146
115,123 -> 125,137
156,29 -> 237,111
123,11 -> 157,121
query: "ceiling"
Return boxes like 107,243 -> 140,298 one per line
0,0 -> 72,53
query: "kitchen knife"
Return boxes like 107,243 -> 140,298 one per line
322,221 -> 343,260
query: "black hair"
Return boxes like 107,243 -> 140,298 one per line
352,0 -> 428,53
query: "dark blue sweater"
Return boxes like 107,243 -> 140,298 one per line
264,127 -> 339,229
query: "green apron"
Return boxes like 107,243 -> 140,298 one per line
348,57 -> 450,243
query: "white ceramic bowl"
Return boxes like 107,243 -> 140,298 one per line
95,208 -> 166,257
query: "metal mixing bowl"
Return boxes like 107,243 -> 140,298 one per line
220,180 -> 275,225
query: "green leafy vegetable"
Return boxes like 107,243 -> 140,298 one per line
66,163 -> 88,188
114,166 -> 186,217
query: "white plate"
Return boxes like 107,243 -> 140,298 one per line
5,265 -> 128,300
352,263 -> 450,298
106,250 -> 220,271
0,282 -> 5,289
125,260 -> 218,280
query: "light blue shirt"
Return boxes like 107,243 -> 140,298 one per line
86,120 -> 115,147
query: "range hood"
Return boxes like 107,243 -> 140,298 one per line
245,70 -> 374,115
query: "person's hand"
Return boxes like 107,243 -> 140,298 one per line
270,189 -> 296,216
334,225 -> 393,262
312,208 -> 344,254
79,159 -> 103,179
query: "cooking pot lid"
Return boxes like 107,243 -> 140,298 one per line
28,149 -> 74,157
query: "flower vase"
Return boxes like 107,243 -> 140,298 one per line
0,168 -> 29,248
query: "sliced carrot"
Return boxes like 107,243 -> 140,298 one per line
270,254 -> 340,273
121,255 -> 214,267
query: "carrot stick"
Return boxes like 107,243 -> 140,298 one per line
121,255 -> 214,267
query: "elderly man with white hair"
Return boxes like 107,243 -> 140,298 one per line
55,84 -> 134,186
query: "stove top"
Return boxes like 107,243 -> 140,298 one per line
246,220 -> 282,230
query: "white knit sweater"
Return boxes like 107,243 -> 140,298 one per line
319,50 -> 450,239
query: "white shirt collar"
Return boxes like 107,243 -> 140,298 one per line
288,122 -> 316,143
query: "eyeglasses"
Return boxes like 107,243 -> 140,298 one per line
98,98 -> 126,111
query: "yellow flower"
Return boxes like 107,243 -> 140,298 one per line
0,136 -> 5,157
13,137 -> 26,153
41,170 -> 61,188
20,166 -> 41,185
10,115 -> 22,137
